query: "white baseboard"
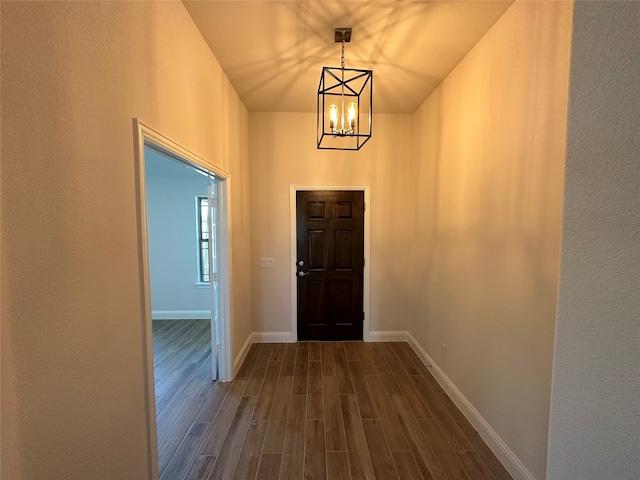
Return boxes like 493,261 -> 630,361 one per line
405,332 -> 536,480
252,331 -> 296,343
152,310 -> 211,320
233,333 -> 254,376
366,330 -> 409,342
247,330 -> 406,344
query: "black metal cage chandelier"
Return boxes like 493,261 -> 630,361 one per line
317,28 -> 373,150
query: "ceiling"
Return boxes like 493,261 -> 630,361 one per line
184,0 -> 513,114
145,146 -> 210,180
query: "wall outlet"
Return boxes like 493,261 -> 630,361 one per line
261,257 -> 275,268
441,343 -> 447,359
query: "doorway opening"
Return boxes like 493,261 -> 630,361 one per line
133,120 -> 232,478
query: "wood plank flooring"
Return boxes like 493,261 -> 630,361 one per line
153,320 -> 513,480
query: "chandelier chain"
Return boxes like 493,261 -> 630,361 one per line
340,37 -> 345,130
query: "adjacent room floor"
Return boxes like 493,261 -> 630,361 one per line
153,319 -> 513,480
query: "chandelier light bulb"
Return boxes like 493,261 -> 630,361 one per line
329,104 -> 338,130
348,102 -> 357,130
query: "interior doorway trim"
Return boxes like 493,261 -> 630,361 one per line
133,119 -> 233,479
289,185 -> 371,341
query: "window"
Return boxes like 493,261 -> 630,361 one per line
197,196 -> 210,283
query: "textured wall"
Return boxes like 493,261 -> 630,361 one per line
145,148 -> 211,314
547,2 -> 640,479
408,1 -> 573,477
248,113 -> 414,336
0,2 -> 251,478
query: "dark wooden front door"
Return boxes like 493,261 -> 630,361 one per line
296,190 -> 364,341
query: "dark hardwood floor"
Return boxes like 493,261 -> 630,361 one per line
153,320 -> 513,480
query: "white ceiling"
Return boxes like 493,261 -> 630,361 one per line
145,146 -> 210,180
183,0 -> 513,114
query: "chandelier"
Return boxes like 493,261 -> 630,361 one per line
317,28 -> 373,150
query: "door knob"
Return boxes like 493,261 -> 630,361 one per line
298,260 -> 305,267
298,271 -> 310,277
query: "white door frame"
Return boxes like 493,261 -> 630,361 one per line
133,119 -> 233,479
289,185 -> 371,341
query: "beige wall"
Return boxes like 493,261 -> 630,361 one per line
547,2 -> 640,479
0,2 -> 251,479
408,1 -> 573,478
248,113 -> 414,336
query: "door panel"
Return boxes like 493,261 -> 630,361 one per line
335,230 -> 353,269
296,190 -> 364,341
308,230 -> 326,270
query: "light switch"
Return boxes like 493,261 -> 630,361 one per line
261,257 -> 275,268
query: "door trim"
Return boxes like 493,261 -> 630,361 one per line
289,185 -> 371,341
133,119 -> 233,479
